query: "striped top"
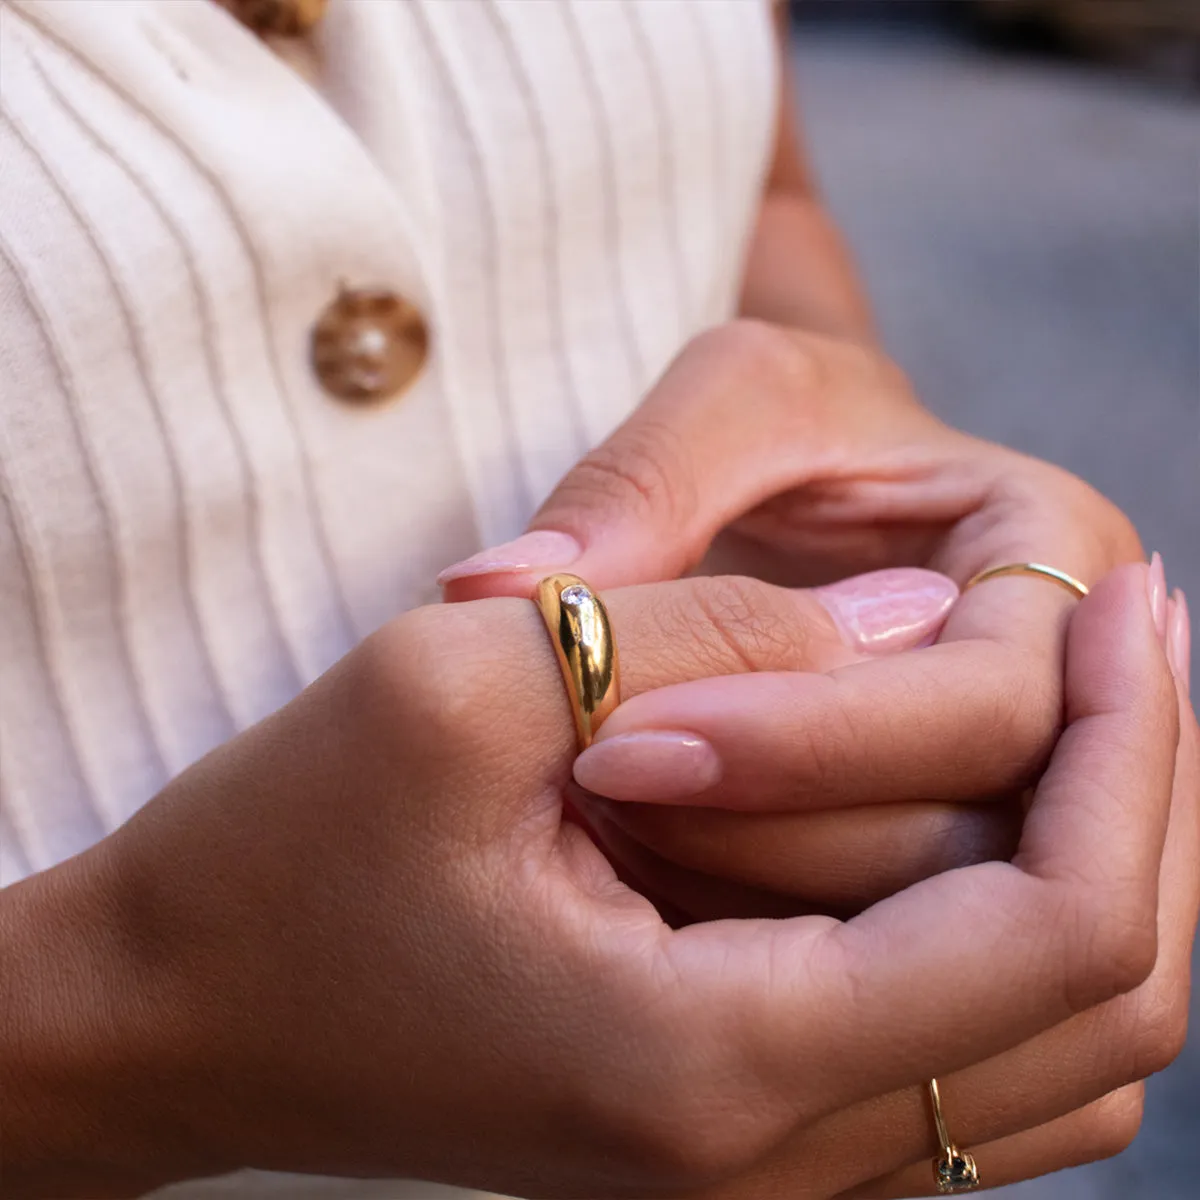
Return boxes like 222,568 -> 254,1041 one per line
0,0 -> 776,1192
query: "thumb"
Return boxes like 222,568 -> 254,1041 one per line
439,323 -> 849,601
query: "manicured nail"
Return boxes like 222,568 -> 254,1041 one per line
437,530 -> 581,585
1168,588 -> 1191,695
814,568 -> 959,654
573,731 -> 721,803
1147,552 -> 1168,643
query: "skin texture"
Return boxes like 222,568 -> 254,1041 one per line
3,17 -> 1194,1200
0,566 -> 1193,1200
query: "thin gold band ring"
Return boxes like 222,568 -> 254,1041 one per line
535,573 -> 620,751
964,561 -> 1089,600
928,1078 -> 980,1193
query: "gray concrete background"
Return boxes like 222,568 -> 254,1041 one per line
791,25 -> 1198,1198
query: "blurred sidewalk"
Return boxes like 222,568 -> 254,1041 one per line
791,24 -> 1199,1199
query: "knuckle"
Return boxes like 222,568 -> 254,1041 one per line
688,321 -> 909,426
1062,473 -> 1144,565
356,602 -> 526,752
346,615 -> 427,727
684,575 -> 822,674
693,319 -> 888,426
1131,986 -> 1190,1079
1015,463 -> 1143,570
941,644 -> 1061,793
354,610 -> 471,745
695,318 -> 826,393
1002,650 -> 1064,767
1098,500 -> 1143,564
1086,1086 -> 1145,1163
1102,918 -> 1160,1003
1066,890 -> 1159,1011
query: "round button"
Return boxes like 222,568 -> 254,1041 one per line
310,287 -> 430,406
218,0 -> 329,38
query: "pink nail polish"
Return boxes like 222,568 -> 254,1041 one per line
814,568 -> 959,654
1147,552 -> 1168,643
437,530 -> 581,586
573,731 -> 721,803
1169,589 -> 1191,695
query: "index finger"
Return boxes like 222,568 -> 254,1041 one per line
576,562 -> 1145,813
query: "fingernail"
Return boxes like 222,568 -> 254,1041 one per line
573,731 -> 721,803
1147,552 -> 1168,643
1168,588 -> 1191,695
814,568 -> 959,654
437,530 -> 581,586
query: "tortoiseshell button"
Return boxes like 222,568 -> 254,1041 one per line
310,287 -> 430,406
217,0 -> 329,38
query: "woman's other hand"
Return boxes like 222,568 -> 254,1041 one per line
2,565 -> 1188,1199
677,568 -> 1197,1198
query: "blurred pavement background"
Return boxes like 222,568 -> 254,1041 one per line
790,16 -> 1198,1198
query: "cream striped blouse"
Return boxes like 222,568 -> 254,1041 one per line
0,0 -> 776,1193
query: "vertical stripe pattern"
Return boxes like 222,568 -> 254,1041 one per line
0,0 -> 775,876
0,0 -> 777,1193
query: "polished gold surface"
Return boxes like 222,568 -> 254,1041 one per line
964,561 -> 1089,600
928,1077 -> 981,1193
536,574 -> 620,751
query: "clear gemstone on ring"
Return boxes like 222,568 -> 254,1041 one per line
560,585 -> 590,607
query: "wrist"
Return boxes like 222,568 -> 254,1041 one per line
0,843 -> 228,1197
739,191 -> 876,343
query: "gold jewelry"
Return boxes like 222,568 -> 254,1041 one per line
536,574 -> 620,751
964,561 -> 1088,600
932,561 -> 1083,1194
928,1078 -> 980,1193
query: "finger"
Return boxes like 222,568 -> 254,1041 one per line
438,324 -> 925,601
435,570 -> 951,847
600,570 -> 957,696
766,675 -> 1196,1195
581,793 -> 1023,913
575,790 -> 824,924
923,485 -> 1149,766
424,569 -> 954,847
573,634 -> 1059,810
655,564 -> 1179,1121
1168,586 -> 1191,698
834,1086 -> 1144,1199
572,564 -> 1161,813
931,468 -> 1148,651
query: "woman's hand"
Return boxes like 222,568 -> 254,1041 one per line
439,320 -> 1156,912
440,318 -> 1146,726
0,567 -> 964,1198
2,565 -> 1187,1199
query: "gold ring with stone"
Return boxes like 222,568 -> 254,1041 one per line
963,561 -> 1088,600
928,1077 -> 980,1193
536,574 -> 620,751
